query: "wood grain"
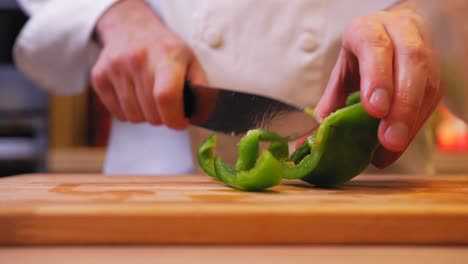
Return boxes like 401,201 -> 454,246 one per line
0,174 -> 467,245
2,246 -> 468,264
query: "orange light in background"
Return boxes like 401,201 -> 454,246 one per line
436,106 -> 468,152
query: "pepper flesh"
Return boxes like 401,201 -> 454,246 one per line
284,91 -> 380,187
214,150 -> 283,191
197,91 -> 380,190
197,129 -> 287,191
197,134 -> 218,180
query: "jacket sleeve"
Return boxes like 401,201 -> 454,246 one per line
13,0 -> 119,95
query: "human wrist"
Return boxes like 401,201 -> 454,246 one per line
95,0 -> 162,45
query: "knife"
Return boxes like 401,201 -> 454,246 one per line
183,80 -> 321,141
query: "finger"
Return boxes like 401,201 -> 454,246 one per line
108,58 -> 145,123
315,49 -> 357,119
372,13 -> 442,168
372,60 -> 441,168
378,16 -> 429,152
90,65 -> 126,121
372,97 -> 436,169
153,62 -> 189,130
186,58 -> 218,124
342,16 -> 394,118
371,146 -> 400,169
127,49 -> 162,125
413,48 -> 443,131
391,14 -> 441,138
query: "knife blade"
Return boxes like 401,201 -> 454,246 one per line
183,80 -> 320,141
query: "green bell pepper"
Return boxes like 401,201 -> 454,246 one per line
197,91 -> 380,191
284,92 -> 380,187
197,129 -> 286,191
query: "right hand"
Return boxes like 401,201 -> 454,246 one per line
92,0 -> 207,129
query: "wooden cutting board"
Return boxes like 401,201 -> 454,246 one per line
0,174 -> 467,245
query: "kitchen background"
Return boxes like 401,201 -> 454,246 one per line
0,0 -> 467,177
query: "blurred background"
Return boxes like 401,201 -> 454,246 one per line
0,0 -> 108,176
0,0 -> 48,176
0,0 -> 467,177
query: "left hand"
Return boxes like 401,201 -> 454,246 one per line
314,1 -> 443,168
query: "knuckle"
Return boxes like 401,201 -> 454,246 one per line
90,69 -> 113,94
347,15 -> 392,51
366,32 -> 392,50
400,44 -> 429,62
156,39 -> 189,59
107,55 -> 123,72
153,88 -> 175,106
395,96 -> 420,114
90,67 -> 104,86
127,48 -> 146,69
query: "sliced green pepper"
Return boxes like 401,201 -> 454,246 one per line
197,91 -> 380,190
197,134 -> 218,180
197,129 -> 287,191
284,91 -> 380,187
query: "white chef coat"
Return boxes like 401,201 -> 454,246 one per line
14,0 -> 459,175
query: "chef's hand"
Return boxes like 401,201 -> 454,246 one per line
315,1 -> 443,168
92,0 -> 207,129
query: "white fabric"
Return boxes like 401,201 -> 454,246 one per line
104,121 -> 194,175
14,0 -> 117,95
14,0 -> 448,174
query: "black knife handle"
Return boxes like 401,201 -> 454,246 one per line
183,80 -> 196,118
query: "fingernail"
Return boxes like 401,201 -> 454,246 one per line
370,88 -> 390,114
384,122 -> 408,150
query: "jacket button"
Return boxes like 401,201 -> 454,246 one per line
299,32 -> 319,52
203,28 -> 223,48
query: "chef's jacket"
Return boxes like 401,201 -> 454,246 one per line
15,0 -> 460,175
